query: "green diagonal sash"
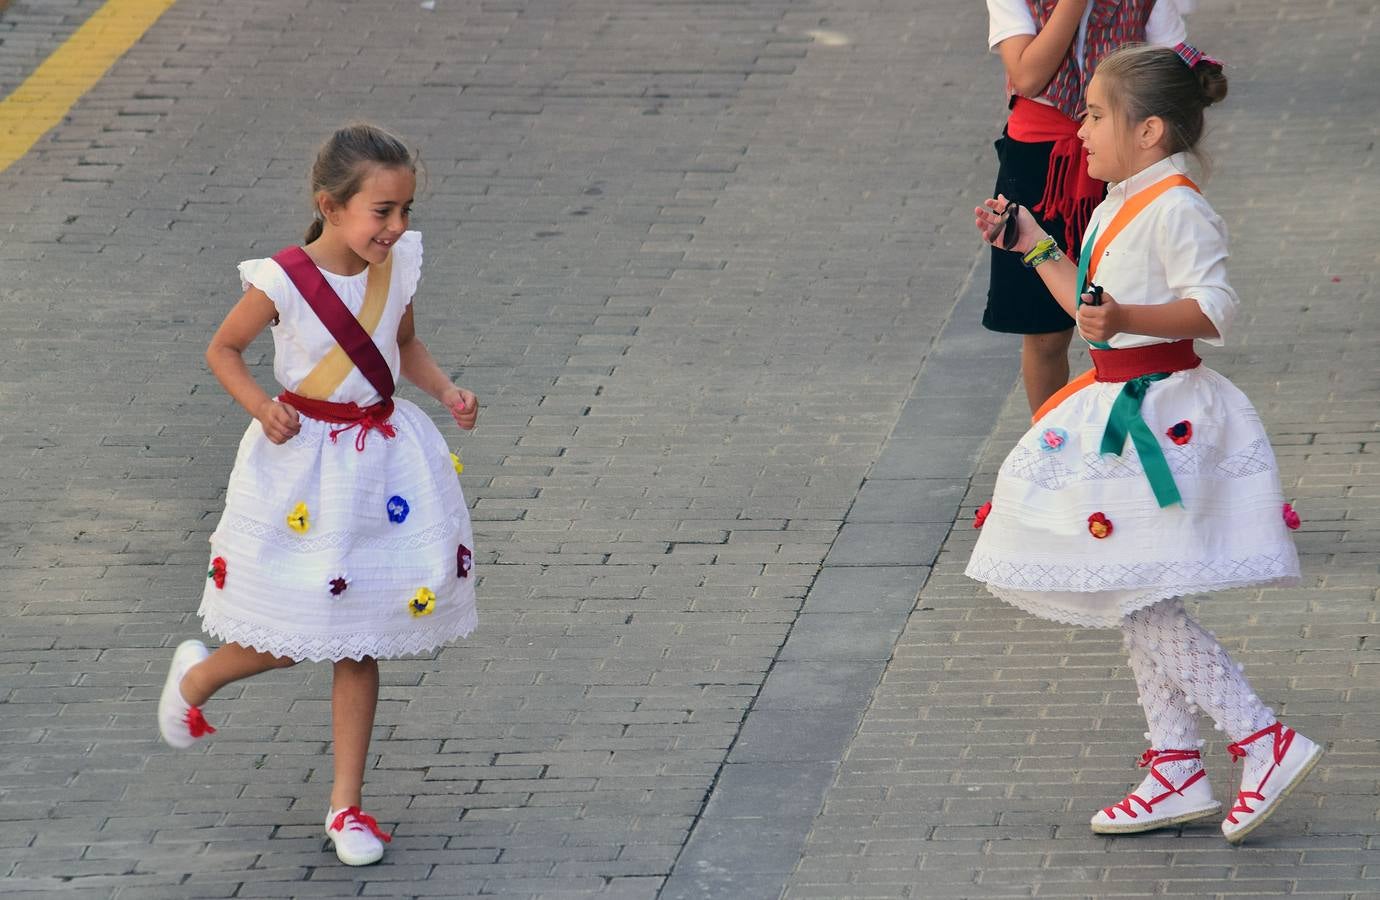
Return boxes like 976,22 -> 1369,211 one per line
1075,224 -> 1112,351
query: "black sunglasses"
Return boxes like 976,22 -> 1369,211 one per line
988,200 -> 1021,249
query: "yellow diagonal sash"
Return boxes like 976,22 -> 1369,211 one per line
292,254 -> 393,400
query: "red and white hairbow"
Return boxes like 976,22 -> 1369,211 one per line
1172,41 -> 1223,69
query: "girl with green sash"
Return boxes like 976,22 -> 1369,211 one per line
966,45 -> 1320,843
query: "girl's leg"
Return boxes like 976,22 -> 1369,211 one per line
1091,605 -> 1220,833
1122,598 -> 1274,745
1123,628 -> 1203,758
1122,597 -> 1322,842
329,656 -> 379,812
1021,328 -> 1074,415
324,656 -> 389,866
160,640 -> 295,749
181,642 -> 297,707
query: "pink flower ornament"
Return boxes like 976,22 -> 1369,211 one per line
1282,503 -> 1301,530
1039,428 -> 1069,452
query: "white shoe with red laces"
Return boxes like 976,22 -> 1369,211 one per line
1221,722 -> 1322,844
1091,748 -> 1221,834
158,639 -> 217,749
325,806 -> 392,866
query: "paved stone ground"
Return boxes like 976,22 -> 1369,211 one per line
0,1 -> 1375,899
0,0 -> 106,97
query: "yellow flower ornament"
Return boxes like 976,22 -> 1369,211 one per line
451,452 -> 464,475
287,502 -> 310,534
408,587 -> 436,617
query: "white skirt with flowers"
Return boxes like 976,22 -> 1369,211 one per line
965,366 -> 1299,629
198,398 -> 476,662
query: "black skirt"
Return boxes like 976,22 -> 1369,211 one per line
982,130 -> 1095,335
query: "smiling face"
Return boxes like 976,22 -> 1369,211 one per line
317,165 -> 415,271
1078,75 -> 1124,183
1079,73 -> 1170,184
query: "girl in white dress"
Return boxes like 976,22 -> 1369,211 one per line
969,45 -> 1320,843
157,123 -> 479,866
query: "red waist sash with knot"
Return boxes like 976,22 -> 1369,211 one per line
1006,97 -> 1104,255
279,390 -> 396,451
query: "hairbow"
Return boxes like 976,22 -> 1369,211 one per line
1172,41 -> 1222,69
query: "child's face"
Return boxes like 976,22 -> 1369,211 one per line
325,165 -> 416,266
1078,75 -> 1123,182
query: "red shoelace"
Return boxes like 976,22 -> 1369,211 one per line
1100,748 -> 1206,821
184,706 -> 217,739
1225,722 -> 1293,824
330,807 -> 393,843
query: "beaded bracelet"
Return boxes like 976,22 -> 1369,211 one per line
1021,235 -> 1063,269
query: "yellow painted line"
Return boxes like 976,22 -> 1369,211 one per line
0,0 -> 178,172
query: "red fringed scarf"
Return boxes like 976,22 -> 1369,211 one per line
1006,97 -> 1103,255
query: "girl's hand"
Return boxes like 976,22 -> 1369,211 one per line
256,399 -> 301,444
975,195 -> 1044,254
1076,289 -> 1126,343
442,386 -> 479,430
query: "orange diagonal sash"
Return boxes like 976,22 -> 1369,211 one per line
291,253 -> 393,401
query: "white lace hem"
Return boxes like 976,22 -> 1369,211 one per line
200,607 -> 476,662
979,575 -> 1301,629
966,550 -> 1298,593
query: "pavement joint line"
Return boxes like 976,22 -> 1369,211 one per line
0,0 -> 177,173
660,246 -> 1020,900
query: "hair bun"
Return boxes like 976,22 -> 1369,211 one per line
1195,61 -> 1228,107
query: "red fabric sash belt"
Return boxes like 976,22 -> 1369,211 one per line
1006,97 -> 1104,255
1090,340 -> 1201,383
279,390 -> 397,451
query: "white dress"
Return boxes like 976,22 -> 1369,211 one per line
198,231 -> 478,661
966,156 -> 1300,628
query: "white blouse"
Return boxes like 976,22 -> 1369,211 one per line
987,0 -> 1191,58
236,231 -> 423,406
1081,154 -> 1238,349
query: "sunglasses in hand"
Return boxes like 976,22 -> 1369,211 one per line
987,199 -> 1021,250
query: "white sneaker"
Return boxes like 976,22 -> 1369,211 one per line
1222,722 -> 1322,844
1091,748 -> 1221,834
158,639 -> 216,749
325,806 -> 391,866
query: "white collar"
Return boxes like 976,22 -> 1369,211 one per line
1106,153 -> 1194,201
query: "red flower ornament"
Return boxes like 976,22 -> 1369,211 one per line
1166,421 -> 1193,445
329,576 -> 350,596
1088,512 -> 1113,539
1282,503 -> 1301,530
208,556 -> 227,589
973,501 -> 992,529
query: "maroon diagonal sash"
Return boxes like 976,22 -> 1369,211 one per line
272,247 -> 395,401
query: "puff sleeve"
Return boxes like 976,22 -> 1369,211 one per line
237,257 -> 292,316
1156,197 -> 1238,347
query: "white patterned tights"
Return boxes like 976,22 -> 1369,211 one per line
1121,597 -> 1276,772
